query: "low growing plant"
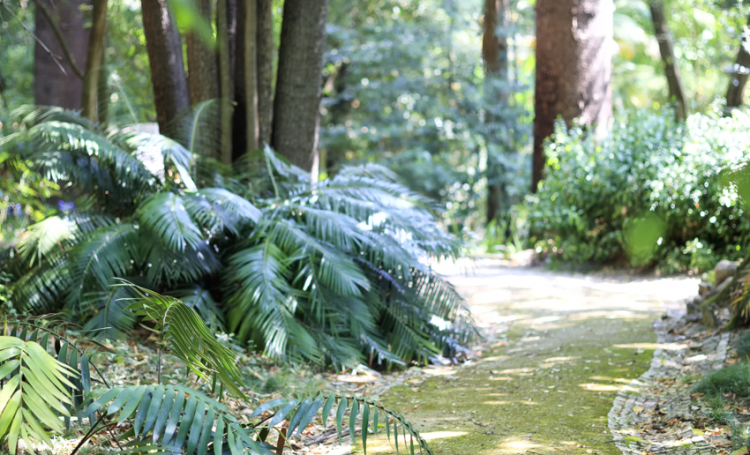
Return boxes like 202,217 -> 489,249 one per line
0,105 -> 475,368
0,285 -> 434,455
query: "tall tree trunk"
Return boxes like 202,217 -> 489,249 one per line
217,0 -> 233,164
726,14 -> 750,111
186,0 -> 218,103
141,0 -> 190,132
272,0 -> 330,173
97,45 -> 110,127
532,0 -> 613,192
34,0 -> 89,109
649,1 -> 688,121
234,0 -> 259,161
81,0 -> 108,122
256,0 -> 274,147
483,0 -> 509,224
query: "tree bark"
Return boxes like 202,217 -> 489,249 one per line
234,0 -> 259,161
81,0 -> 108,122
186,0 -> 218,103
649,1 -> 688,121
34,0 -> 89,109
483,0 -> 510,224
256,0 -> 274,147
141,0 -> 190,132
532,0 -> 613,192
272,0 -> 330,173
97,45 -> 110,127
726,14 -> 750,111
217,0 -> 233,164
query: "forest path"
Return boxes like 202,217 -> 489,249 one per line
373,260 -> 698,455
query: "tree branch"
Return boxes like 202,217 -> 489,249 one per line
0,1 -> 70,76
32,0 -> 86,79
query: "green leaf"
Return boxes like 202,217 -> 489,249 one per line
321,393 -> 336,429
362,402 -> 370,454
336,396 -> 347,445
350,399 -> 359,447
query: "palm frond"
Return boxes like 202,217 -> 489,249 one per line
139,233 -> 222,287
26,121 -> 155,196
163,100 -> 222,160
185,189 -> 261,235
84,384 -> 270,455
0,337 -> 78,454
121,283 -> 247,399
137,193 -> 203,253
10,251 -> 71,313
169,285 -> 225,331
83,286 -> 137,340
126,133 -> 197,191
67,224 -> 139,308
16,216 -> 77,267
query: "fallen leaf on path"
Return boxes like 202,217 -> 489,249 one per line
632,406 -> 644,413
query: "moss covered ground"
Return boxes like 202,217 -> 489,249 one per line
357,265 -> 697,455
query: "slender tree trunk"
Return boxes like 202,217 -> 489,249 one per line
234,0 -> 259,161
141,0 -> 190,132
726,14 -> 750,111
81,0 -> 108,122
217,0 -> 233,164
34,0 -> 89,109
256,0 -> 274,147
532,0 -> 613,192
186,0 -> 218,103
272,0 -> 330,173
483,0 -> 509,224
649,1 -> 688,121
97,45 -> 110,127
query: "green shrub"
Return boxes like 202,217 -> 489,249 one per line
526,109 -> 750,272
692,363 -> 750,397
0,105 -> 475,368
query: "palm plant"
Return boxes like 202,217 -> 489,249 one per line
0,287 -> 434,454
0,104 -> 475,367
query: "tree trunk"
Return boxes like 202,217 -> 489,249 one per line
217,0 -> 233,164
532,0 -> 613,192
81,0 -> 108,122
272,0 -> 330,173
256,0 -> 274,147
141,0 -> 190,132
649,1 -> 688,121
97,45 -> 110,127
34,0 -> 89,109
186,0 -> 218,104
726,14 -> 750,111
483,0 -> 510,224
233,0 -> 259,161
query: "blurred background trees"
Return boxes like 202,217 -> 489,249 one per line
0,0 -> 749,266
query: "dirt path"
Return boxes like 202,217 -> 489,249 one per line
372,261 -> 698,455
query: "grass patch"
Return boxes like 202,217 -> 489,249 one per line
693,363 -> 750,398
737,332 -> 750,360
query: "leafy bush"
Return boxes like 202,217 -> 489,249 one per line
0,105 -> 474,368
0,288 -> 434,455
526,109 -> 750,272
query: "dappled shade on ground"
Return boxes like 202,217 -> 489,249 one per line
374,262 -> 697,455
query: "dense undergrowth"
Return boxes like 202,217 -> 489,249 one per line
526,109 -> 750,273
0,289 -> 433,455
0,105 -> 475,369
